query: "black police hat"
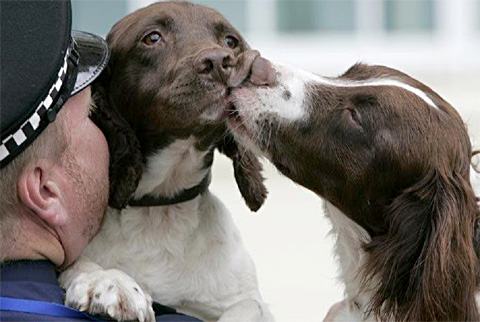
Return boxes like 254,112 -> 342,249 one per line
0,0 -> 109,168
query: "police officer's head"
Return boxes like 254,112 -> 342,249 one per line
0,0 -> 110,267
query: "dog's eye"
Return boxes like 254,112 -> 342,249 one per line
142,31 -> 162,46
224,35 -> 239,49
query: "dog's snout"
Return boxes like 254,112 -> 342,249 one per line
195,48 -> 235,83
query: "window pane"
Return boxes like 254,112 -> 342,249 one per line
277,0 -> 355,33
194,0 -> 247,32
316,0 -> 355,32
72,0 -> 128,36
384,0 -> 435,32
478,0 -> 480,30
277,1 -> 317,32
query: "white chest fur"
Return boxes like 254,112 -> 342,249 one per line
324,202 -> 375,321
134,137 -> 210,198
83,192 -> 259,319
63,136 -> 272,321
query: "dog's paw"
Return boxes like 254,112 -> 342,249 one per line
65,268 -> 155,322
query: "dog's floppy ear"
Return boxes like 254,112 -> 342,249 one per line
90,82 -> 144,209
471,150 -> 480,196
364,168 -> 480,321
471,150 -> 480,255
217,132 -> 267,212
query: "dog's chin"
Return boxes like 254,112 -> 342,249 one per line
224,102 -> 246,130
225,91 -> 269,158
199,105 -> 228,123
197,90 -> 232,123
226,87 -> 255,128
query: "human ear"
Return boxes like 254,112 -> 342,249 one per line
17,161 -> 67,226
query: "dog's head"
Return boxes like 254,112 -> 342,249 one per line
228,62 -> 480,320
93,1 -> 268,210
105,1 -> 259,139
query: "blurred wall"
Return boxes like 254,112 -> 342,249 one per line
72,0 -> 480,73
72,0 -> 480,142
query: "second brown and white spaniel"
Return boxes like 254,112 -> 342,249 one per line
227,61 -> 480,321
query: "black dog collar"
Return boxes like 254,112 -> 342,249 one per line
128,173 -> 211,207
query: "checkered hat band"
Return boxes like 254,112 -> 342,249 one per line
0,47 -> 71,163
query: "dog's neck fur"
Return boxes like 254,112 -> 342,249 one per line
117,137 -> 213,255
134,136 -> 211,202
324,201 -> 377,320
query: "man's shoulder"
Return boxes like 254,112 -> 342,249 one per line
0,310 -> 88,321
156,314 -> 203,322
0,261 -> 202,322
0,311 -> 202,322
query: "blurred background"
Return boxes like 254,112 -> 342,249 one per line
72,1 -> 480,321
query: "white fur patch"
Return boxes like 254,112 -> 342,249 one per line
134,137 -> 210,198
324,202 -> 375,322
231,65 -> 309,124
295,67 -> 439,110
267,65 -> 308,120
471,165 -> 480,197
62,263 -> 155,322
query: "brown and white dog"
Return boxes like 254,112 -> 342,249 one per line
59,2 -> 275,322
226,62 -> 480,321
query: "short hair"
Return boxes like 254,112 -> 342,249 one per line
0,116 -> 68,258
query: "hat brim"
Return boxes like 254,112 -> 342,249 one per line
71,30 -> 110,96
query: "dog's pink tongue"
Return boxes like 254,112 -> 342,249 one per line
228,51 -> 276,88
249,56 -> 276,86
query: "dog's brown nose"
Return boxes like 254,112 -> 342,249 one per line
249,56 -> 276,87
195,48 -> 235,84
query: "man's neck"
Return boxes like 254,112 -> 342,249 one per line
2,208 -> 65,266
